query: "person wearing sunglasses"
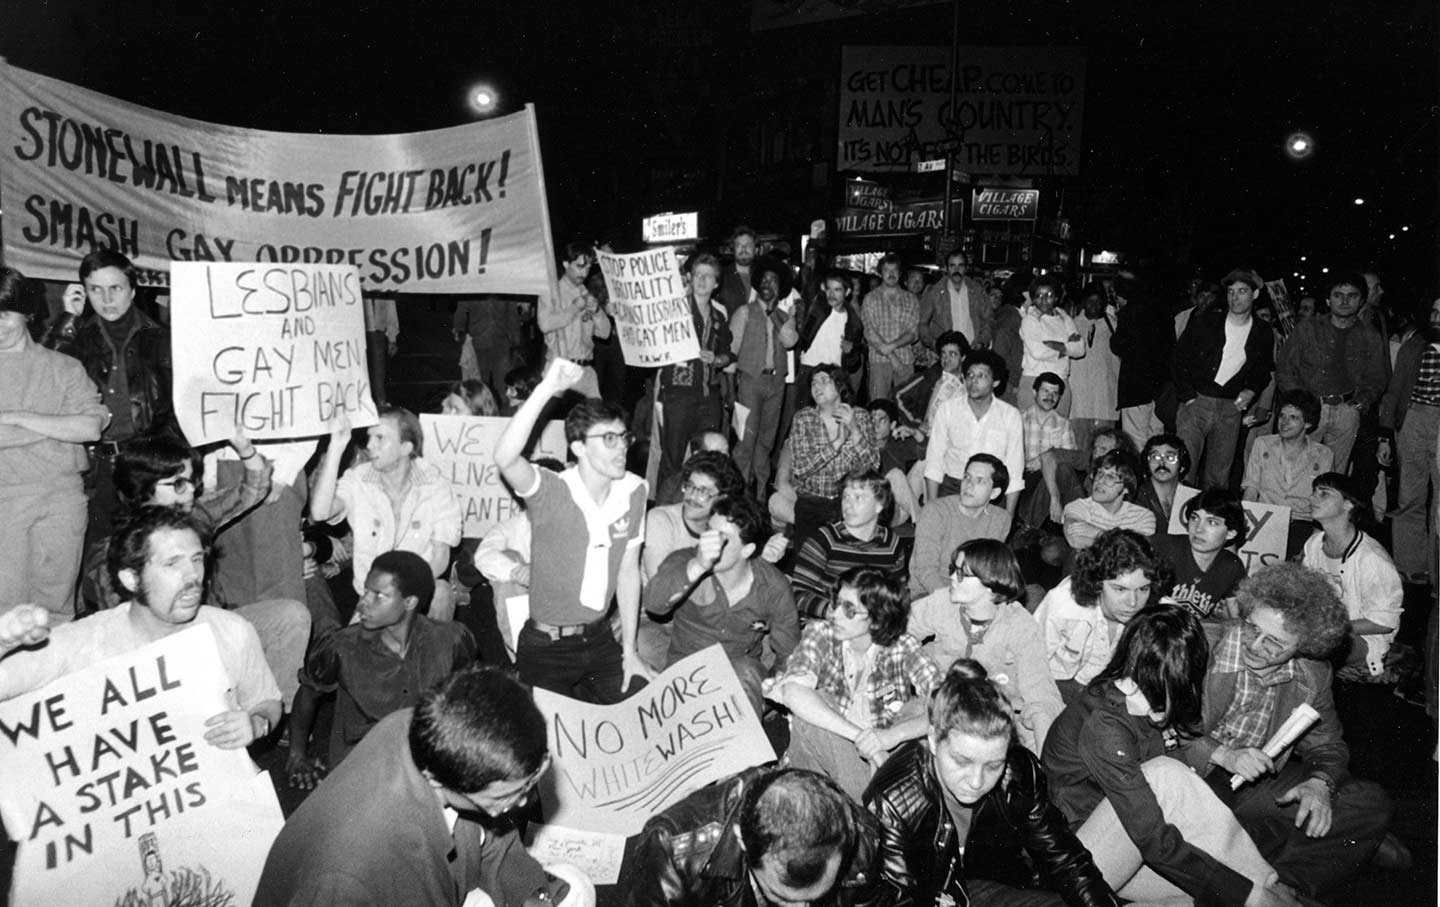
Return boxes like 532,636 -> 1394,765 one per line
1172,562 -> 1408,894
494,357 -> 652,703
765,567 -> 940,800
1132,432 -> 1193,533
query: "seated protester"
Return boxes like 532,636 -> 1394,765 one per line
1302,472 -> 1403,681
788,362 -> 880,550
83,432 -> 310,710
866,660 -> 1119,907
865,398 -> 922,526
909,453 -> 1012,598
1043,604 -> 1306,907
1132,433 -> 1193,534
1034,529 -> 1164,703
895,330 -> 969,436
498,364 -> 541,418
1242,389 -> 1334,558
1019,371 -> 1082,527
621,766 -> 881,907
256,667 -> 584,907
644,495 -> 800,716
791,469 -> 909,620
766,568 -> 941,800
0,506 -> 282,746
1176,564 -> 1405,898
653,429 -> 730,506
1155,488 -> 1247,621
286,551 -> 477,790
440,378 -> 500,416
644,451 -> 746,581
908,540 -> 1064,755
1061,450 -> 1156,550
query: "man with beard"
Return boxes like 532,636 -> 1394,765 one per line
1131,433 -> 1192,533
919,249 -> 991,350
255,667 -> 580,907
719,225 -> 759,318
0,506 -> 282,747
730,258 -> 798,494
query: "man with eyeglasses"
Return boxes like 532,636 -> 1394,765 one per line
1176,563 -> 1407,896
495,358 -> 651,703
1061,450 -> 1156,550
256,666 -> 585,907
1017,275 -> 1084,414
1132,433 -> 1192,532
539,242 -> 611,398
1276,271 -> 1388,472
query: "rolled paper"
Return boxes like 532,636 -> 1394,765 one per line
1230,703 -> 1320,789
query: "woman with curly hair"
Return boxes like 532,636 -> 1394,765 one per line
766,567 -> 939,799
1033,528 -> 1167,702
1043,604 -> 1307,907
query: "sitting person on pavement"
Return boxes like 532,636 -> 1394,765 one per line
909,453 -> 1012,598
1062,450 -> 1156,550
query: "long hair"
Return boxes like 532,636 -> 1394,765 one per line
1094,603 -> 1208,737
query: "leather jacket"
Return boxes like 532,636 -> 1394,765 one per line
799,298 -> 866,373
55,307 -> 176,440
623,766 -> 885,907
865,741 -> 1118,907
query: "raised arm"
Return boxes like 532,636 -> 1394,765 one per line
494,359 -> 584,493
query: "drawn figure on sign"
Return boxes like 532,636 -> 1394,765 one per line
139,833 -> 170,907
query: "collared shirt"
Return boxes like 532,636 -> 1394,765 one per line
1022,405 -> 1077,469
334,458 -> 463,596
0,343 -> 106,494
773,621 -> 940,730
544,276 -> 610,361
924,395 -> 1025,486
1302,529 -> 1402,675
1276,316 -> 1388,408
789,407 -> 880,499
645,551 -> 800,668
948,281 -> 975,343
518,465 -> 646,624
800,308 -> 848,367
1032,577 -> 1119,685
1412,345 -> 1440,406
1019,307 -> 1084,379
299,614 -> 477,764
861,286 -> 920,366
1242,434 -> 1334,519
1210,624 -> 1294,750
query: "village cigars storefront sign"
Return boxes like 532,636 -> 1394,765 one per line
834,197 -> 947,237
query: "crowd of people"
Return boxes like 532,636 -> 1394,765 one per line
0,232 -> 1432,906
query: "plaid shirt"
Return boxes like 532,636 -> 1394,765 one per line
789,407 -> 880,499
1021,405 -> 1076,469
775,621 -> 940,729
1210,624 -> 1294,750
861,286 -> 920,366
1412,345 -> 1440,406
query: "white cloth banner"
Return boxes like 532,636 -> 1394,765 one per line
0,626 -> 283,907
170,261 -> 379,445
532,645 -> 775,836
0,63 -> 556,295
419,414 -> 568,538
595,247 -> 700,367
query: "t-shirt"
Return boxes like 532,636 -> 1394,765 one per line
1154,534 -> 1245,619
519,466 -> 647,625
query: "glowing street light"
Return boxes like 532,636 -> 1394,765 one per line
1300,255 -> 1307,262
1389,233 -> 1396,240
1353,197 -> 1365,206
468,84 -> 500,116
1321,267 -> 1330,274
1285,132 -> 1315,159
1403,225 -> 1411,232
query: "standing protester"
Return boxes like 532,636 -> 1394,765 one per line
918,250 -> 991,350
1378,295 -> 1440,582
861,253 -> 921,400
453,293 -> 525,398
0,266 -> 107,623
494,358 -> 651,702
1017,275 -> 1084,414
539,243 -> 611,398
1276,271 -> 1388,472
1110,276 -> 1175,450
730,257 -> 798,495
718,224 -> 758,318
361,293 -> 398,406
1069,284 -> 1121,456
798,270 -> 865,397
1173,268 -> 1275,489
656,253 -> 732,487
55,250 -> 176,542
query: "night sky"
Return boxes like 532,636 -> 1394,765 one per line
3,0 -> 1437,300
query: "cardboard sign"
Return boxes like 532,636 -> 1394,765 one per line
170,261 -> 378,445
595,248 -> 701,368
0,626 -> 283,907
420,414 -> 568,538
532,645 -> 775,836
0,63 -> 556,295
1168,485 -> 1291,573
838,46 -> 1086,176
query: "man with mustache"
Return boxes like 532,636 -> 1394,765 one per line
1132,433 -> 1192,534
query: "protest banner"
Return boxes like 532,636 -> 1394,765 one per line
1168,485 -> 1291,573
531,645 -> 775,837
838,46 -> 1087,176
596,247 -> 701,367
0,626 -> 283,907
0,63 -> 557,295
169,261 -> 378,446
420,414 -> 568,539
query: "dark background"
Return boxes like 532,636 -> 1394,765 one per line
2,0 -> 1438,300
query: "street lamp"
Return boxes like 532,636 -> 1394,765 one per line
468,84 -> 500,116
1285,132 -> 1314,159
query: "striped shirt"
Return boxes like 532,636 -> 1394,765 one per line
790,521 -> 908,619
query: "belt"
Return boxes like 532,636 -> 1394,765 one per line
85,441 -> 123,457
758,368 -> 778,375
1318,391 -> 1356,405
527,617 -> 607,640
570,358 -> 594,367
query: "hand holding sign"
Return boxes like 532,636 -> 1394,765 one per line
0,604 -> 50,653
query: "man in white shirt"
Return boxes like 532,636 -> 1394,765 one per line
924,349 -> 1025,516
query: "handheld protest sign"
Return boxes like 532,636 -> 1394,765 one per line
0,625 -> 283,907
419,414 -> 567,538
170,261 -> 379,446
595,247 -> 701,367
1168,485 -> 1291,573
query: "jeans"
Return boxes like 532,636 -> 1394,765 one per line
236,597 -> 311,710
1120,403 -> 1166,454
657,391 -> 721,488
1314,401 -> 1362,472
1393,403 -> 1440,575
0,485 -> 86,624
1076,756 -> 1277,904
516,619 -> 642,704
1176,394 -> 1244,489
734,372 -> 787,492
867,356 -> 913,402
